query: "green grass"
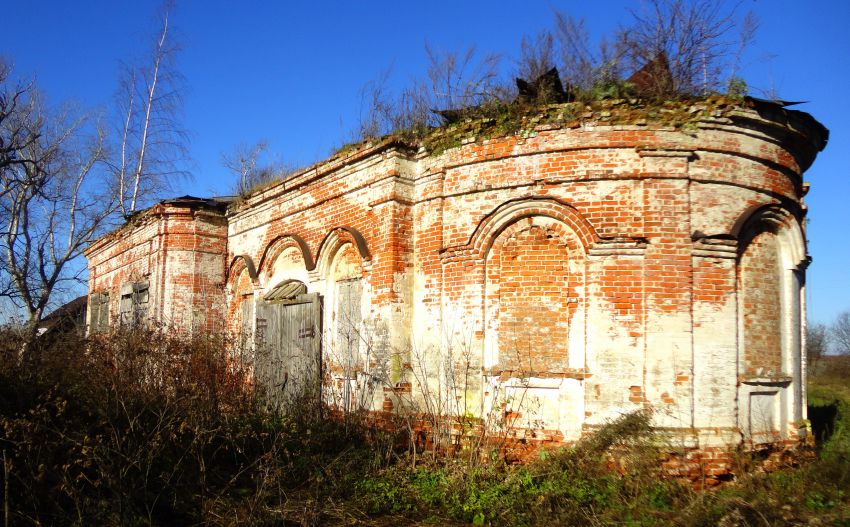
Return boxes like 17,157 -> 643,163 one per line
2,330 -> 849,525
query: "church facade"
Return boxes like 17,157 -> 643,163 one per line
85,97 -> 827,472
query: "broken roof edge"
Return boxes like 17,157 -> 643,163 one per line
228,136 -> 422,213
83,195 -> 235,258
229,95 -> 827,209
86,95 -> 829,257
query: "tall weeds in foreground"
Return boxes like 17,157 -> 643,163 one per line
0,327 -> 379,526
1,328 -> 849,525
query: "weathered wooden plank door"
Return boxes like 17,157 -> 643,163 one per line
255,293 -> 322,412
240,295 -> 254,349
336,278 -> 362,411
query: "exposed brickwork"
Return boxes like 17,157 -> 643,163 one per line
85,98 -> 827,471
740,229 -> 783,376
490,222 -> 573,372
85,199 -> 228,335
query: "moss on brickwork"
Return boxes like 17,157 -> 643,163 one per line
323,95 -> 826,185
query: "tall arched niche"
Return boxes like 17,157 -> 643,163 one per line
736,205 -> 807,441
483,215 -> 587,373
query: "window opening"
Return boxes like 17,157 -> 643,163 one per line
120,281 -> 149,325
89,292 -> 110,332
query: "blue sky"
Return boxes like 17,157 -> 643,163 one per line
3,1 -> 849,324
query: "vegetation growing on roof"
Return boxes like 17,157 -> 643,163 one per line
343,0 -> 758,146
238,0 -> 762,200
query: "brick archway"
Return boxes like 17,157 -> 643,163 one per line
482,214 -> 586,373
735,204 -> 807,442
315,226 -> 371,278
471,197 -> 597,260
257,234 -> 316,280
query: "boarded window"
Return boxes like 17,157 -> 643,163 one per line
750,391 -> 779,438
120,281 -> 149,325
493,225 -> 570,372
336,278 -> 362,364
240,293 -> 254,347
89,292 -> 110,332
740,230 -> 782,376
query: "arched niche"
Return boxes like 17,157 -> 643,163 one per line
226,256 -> 258,343
468,197 -> 598,259
483,214 -> 587,373
735,205 -> 807,440
316,227 -> 371,412
259,236 -> 312,290
257,234 -> 315,279
226,254 -> 259,288
315,227 -> 371,277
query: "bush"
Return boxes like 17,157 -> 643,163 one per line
0,327 -> 376,525
2,330 -> 849,525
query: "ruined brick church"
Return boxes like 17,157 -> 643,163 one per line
85,94 -> 827,467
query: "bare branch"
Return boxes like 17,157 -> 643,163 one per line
351,44 -> 506,143
112,5 -> 188,218
0,62 -> 118,336
615,0 -> 751,96
222,141 -> 293,198
832,311 -> 850,356
517,30 -> 556,83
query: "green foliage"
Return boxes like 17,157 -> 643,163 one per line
2,331 -> 849,526
726,77 -> 748,99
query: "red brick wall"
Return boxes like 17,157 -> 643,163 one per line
740,229 -> 783,376
488,223 -> 572,372
86,100 -> 824,456
85,201 -> 228,335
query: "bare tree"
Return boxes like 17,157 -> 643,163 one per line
517,30 -> 557,83
552,13 -> 622,93
112,5 -> 187,218
0,4 -> 184,337
354,45 -> 505,142
615,0 -> 757,96
832,311 -> 850,356
0,63 -> 117,337
424,43 -> 504,112
807,322 -> 830,371
221,140 -> 291,197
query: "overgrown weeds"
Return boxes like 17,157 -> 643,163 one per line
0,328 -> 379,525
1,330 -> 849,525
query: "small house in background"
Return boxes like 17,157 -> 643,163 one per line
84,92 -> 827,481
38,295 -> 88,338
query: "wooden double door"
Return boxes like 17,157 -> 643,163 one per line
255,292 -> 322,412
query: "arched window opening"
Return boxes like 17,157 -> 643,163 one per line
740,228 -> 783,378
737,211 -> 806,442
485,218 -> 578,373
233,268 -> 254,348
329,243 -> 365,411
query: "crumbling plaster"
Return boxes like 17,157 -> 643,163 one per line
85,98 -> 827,460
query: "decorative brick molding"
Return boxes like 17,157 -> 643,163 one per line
86,98 -> 828,465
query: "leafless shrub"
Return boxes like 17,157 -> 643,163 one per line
807,322 -> 830,372
221,140 -> 294,198
552,13 -> 622,93
354,45 -> 507,143
615,0 -> 757,97
517,31 -> 557,83
425,44 -> 505,112
832,311 -> 850,356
